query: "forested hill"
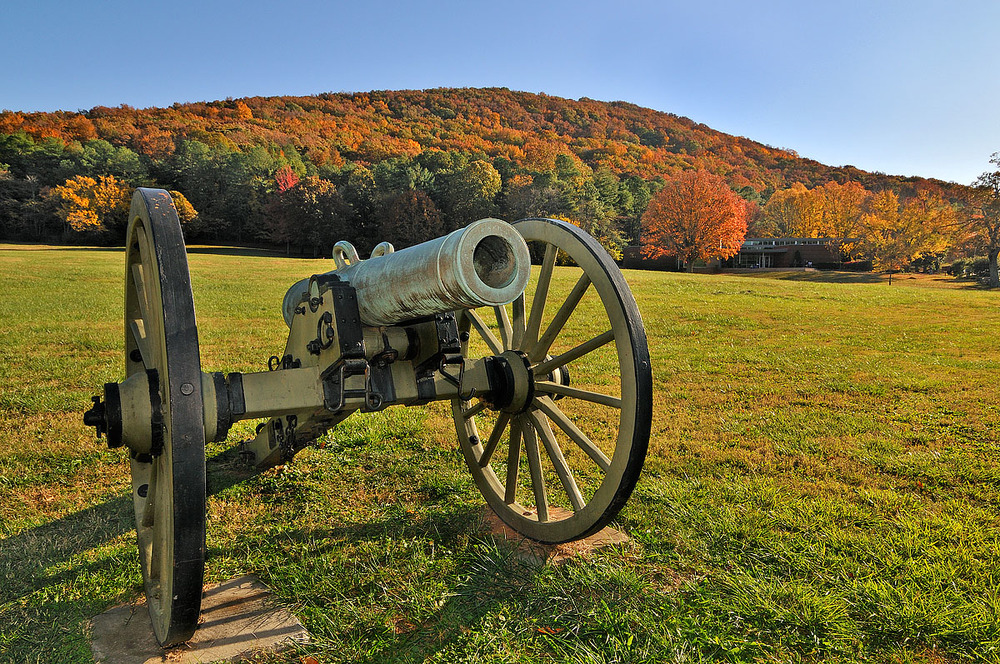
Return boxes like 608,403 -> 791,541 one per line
0,87 -> 969,251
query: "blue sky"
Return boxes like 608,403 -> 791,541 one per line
2,0 -> 996,184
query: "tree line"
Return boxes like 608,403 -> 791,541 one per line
0,132 -> 659,258
638,159 -> 1000,287
0,89 -> 994,285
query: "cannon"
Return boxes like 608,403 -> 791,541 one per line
83,188 -> 652,646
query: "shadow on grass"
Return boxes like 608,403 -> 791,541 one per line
0,243 -> 123,252
266,510 -> 541,664
0,447 -> 533,662
184,246 -> 288,258
0,447 -> 255,608
725,269 -> 884,284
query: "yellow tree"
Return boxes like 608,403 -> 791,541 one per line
761,183 -> 808,236
760,183 -> 826,237
817,181 -> 870,258
858,190 -> 953,284
50,175 -> 132,239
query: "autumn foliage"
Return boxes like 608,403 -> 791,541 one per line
0,87 -> 978,271
857,190 -> 956,282
50,175 -> 131,234
640,170 -> 748,270
963,154 -> 1000,287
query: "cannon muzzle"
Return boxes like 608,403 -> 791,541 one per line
282,218 -> 531,326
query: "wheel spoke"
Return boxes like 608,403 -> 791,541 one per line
131,263 -> 150,324
522,421 -> 549,522
136,228 -> 153,271
504,418 -> 523,504
533,330 -> 615,377
479,412 -> 511,467
462,400 -> 487,420
523,244 -> 556,353
534,395 -> 612,473
528,410 -> 585,512
141,459 -> 159,528
494,305 -> 513,350
129,319 -> 152,368
535,381 -> 622,409
148,466 -> 166,587
511,293 -> 526,349
531,273 -> 591,362
466,309 -> 503,356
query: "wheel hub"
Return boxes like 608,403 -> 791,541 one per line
487,350 -> 535,414
84,369 -> 162,455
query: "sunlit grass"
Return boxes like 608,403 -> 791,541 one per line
1,243 -> 999,662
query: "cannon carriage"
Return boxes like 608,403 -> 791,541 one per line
84,188 -> 652,646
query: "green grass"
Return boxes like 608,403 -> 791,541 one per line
2,244 -> 999,663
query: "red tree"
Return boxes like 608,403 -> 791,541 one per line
640,170 -> 748,271
274,165 -> 300,193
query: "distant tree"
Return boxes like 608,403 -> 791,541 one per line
858,190 -> 953,284
342,165 -> 379,250
742,198 -> 766,237
441,159 -> 501,229
48,174 -> 131,241
760,183 -> 809,237
381,189 -> 444,247
274,165 -> 300,193
964,153 -> 1000,288
620,175 -> 655,245
78,139 -> 147,184
266,176 -> 351,256
640,170 -> 748,271
0,168 -> 60,241
503,176 -> 562,221
816,181 -> 869,259
773,182 -> 829,237
169,190 -> 198,231
234,100 -> 254,121
580,215 -> 626,260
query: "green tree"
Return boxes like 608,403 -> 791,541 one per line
381,189 -> 444,247
78,140 -> 147,183
442,159 -> 501,229
266,176 -> 351,255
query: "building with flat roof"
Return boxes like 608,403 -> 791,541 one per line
722,238 -> 841,269
620,237 -> 860,271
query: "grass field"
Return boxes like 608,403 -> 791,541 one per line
1,245 -> 999,663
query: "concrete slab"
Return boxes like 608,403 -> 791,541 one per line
481,506 -> 630,565
90,575 -> 309,663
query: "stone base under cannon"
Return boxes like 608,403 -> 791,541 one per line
90,576 -> 309,663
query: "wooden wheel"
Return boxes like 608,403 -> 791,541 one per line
124,189 -> 206,645
453,218 -> 652,544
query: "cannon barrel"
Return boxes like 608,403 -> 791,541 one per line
282,218 -> 531,327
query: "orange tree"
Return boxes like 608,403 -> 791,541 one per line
640,169 -> 747,271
